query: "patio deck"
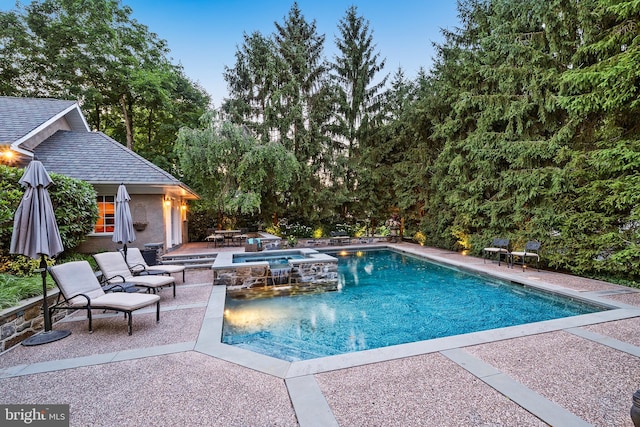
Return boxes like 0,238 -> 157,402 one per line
1,242 -> 639,426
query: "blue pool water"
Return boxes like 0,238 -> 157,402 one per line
222,249 -> 605,361
233,253 -> 305,267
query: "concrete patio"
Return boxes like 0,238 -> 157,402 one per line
1,242 -> 639,426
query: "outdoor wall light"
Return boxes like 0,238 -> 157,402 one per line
164,197 -> 171,207
1,150 -> 15,163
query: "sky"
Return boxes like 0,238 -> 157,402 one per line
1,1 -> 462,108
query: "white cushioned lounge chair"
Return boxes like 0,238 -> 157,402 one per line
94,252 -> 176,298
49,261 -> 160,335
122,247 -> 185,282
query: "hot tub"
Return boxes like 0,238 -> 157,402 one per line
212,249 -> 339,296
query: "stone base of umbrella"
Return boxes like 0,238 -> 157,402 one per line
22,255 -> 71,346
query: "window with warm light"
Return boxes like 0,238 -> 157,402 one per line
94,195 -> 115,233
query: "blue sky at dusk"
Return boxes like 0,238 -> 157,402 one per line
1,1 -> 461,107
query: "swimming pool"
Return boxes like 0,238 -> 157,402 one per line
222,249 -> 606,361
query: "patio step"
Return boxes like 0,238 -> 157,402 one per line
159,252 -> 217,269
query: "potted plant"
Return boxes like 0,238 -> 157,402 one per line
133,222 -> 147,232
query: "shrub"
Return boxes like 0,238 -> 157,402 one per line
0,164 -> 98,254
265,223 -> 281,236
0,273 -> 56,310
0,255 -> 55,277
377,225 -> 391,236
413,231 -> 427,246
0,164 -> 98,276
282,222 -> 313,238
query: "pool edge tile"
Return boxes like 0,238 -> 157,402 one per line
286,375 -> 339,427
442,348 -> 591,426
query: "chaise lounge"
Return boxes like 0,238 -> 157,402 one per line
94,252 -> 177,298
122,247 -> 186,282
49,260 -> 160,335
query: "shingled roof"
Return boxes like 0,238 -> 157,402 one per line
35,130 -> 187,186
0,96 -> 88,146
2,96 -> 197,199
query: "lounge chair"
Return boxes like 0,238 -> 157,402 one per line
483,238 -> 510,266
510,241 -> 541,271
94,252 -> 177,297
122,247 -> 186,282
49,261 -> 160,335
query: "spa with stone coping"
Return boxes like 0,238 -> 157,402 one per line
212,248 -> 339,297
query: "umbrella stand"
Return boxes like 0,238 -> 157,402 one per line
21,255 -> 71,346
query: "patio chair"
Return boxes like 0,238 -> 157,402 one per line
509,241 -> 541,271
94,252 -> 176,298
49,261 -> 160,335
205,233 -> 224,247
483,238 -> 510,266
121,247 -> 186,282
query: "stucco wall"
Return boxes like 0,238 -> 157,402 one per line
76,194 -> 166,254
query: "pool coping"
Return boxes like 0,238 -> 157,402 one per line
202,244 -> 640,379
211,247 -> 337,270
3,244 -> 639,426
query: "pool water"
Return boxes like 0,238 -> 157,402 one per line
233,253 -> 305,267
222,249 -> 604,361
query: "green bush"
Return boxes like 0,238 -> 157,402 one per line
0,164 -> 98,278
281,222 -> 313,238
0,164 -> 98,255
0,255 -> 55,277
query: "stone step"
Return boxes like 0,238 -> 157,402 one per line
159,253 -> 217,269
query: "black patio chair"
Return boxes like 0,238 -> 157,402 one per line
483,238 -> 510,266
510,241 -> 541,271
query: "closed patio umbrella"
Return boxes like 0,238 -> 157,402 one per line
113,183 -> 135,261
10,159 -> 71,345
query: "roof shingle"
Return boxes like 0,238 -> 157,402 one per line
35,130 -> 182,185
0,97 -> 77,144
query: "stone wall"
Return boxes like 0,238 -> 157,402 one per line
216,261 -> 339,298
291,261 -> 339,285
0,291 -> 72,352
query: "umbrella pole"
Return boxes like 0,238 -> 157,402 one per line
40,255 -> 52,332
21,255 -> 71,346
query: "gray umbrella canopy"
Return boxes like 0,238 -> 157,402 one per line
113,184 -> 135,254
10,159 -> 69,345
10,160 -> 63,259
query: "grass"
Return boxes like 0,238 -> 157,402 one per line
0,273 -> 56,311
0,252 -> 96,310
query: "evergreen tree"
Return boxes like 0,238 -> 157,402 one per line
426,0 -> 583,251
332,5 -> 387,205
222,31 -> 280,142
271,2 -> 335,222
557,0 -> 640,278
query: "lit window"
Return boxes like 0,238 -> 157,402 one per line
94,195 -> 115,233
